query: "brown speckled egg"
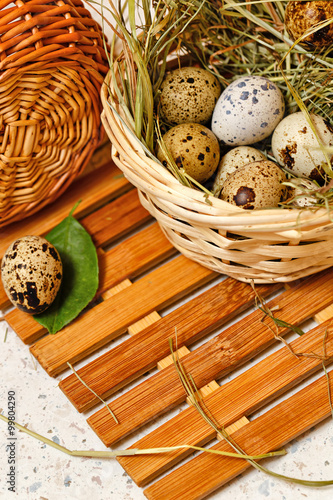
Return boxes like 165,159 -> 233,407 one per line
159,67 -> 221,125
285,1 -> 333,49
157,123 -> 220,183
220,160 -> 287,210
1,235 -> 62,314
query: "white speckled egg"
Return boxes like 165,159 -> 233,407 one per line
1,235 -> 62,314
211,75 -> 285,146
212,146 -> 266,196
220,160 -> 287,210
271,112 -> 333,183
157,123 -> 220,183
159,67 -> 221,125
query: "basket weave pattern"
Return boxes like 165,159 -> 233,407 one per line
0,0 -> 109,227
101,71 -> 333,284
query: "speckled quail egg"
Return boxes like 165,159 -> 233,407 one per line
159,67 -> 221,125
220,160 -> 287,210
1,235 -> 62,314
271,112 -> 333,184
157,123 -> 220,183
211,75 -> 285,146
212,146 -> 266,196
292,178 -> 319,207
285,1 -> 333,49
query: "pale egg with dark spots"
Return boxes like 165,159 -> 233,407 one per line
157,123 -> 220,183
220,160 -> 287,210
1,235 -> 62,314
212,75 -> 285,146
271,112 -> 333,184
285,1 -> 333,49
292,179 -> 319,208
213,146 -> 266,196
159,67 -> 221,125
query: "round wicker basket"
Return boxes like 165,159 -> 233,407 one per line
100,0 -> 333,285
0,0 -> 109,228
101,69 -> 333,284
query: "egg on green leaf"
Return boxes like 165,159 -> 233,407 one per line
1,235 -> 62,314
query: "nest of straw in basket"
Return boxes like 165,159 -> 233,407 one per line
101,0 -> 333,283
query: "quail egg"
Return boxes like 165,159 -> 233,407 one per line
1,235 -> 63,314
285,1 -> 333,49
212,146 -> 266,196
157,123 -> 220,183
157,123 -> 220,182
292,178 -> 319,207
271,112 -> 333,184
220,160 -> 287,210
159,67 -> 221,125
212,75 -> 285,146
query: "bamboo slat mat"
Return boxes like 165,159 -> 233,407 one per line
1,139 -> 333,500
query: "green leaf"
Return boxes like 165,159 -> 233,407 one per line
34,214 -> 99,334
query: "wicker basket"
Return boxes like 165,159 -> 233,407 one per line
100,0 -> 333,285
101,69 -> 333,284
0,0 -> 109,228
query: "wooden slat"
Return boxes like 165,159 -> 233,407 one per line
186,380 -> 219,406
0,289 -> 11,312
80,137 -> 111,175
80,188 -> 151,249
0,161 -> 129,259
144,371 -> 333,500
221,416 -> 249,436
157,346 -> 190,371
102,279 -> 132,300
6,222 -> 176,344
60,280 -> 279,412
87,268 -> 333,445
117,318 -> 333,486
98,222 -> 176,296
128,311 -> 161,336
30,256 -> 216,376
314,303 -> 333,324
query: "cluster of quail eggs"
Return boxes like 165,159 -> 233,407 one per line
157,63 -> 333,210
156,0 -> 333,211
